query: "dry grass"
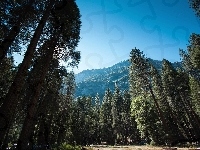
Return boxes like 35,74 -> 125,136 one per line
86,145 -> 199,150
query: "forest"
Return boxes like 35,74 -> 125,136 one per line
0,0 -> 200,150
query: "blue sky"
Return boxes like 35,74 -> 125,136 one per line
70,0 -> 200,73
13,0 -> 200,73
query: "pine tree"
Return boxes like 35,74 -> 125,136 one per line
178,9 -> 200,141
71,96 -> 94,145
189,76 -> 200,115
130,94 -> 163,145
100,88 -> 113,144
121,90 -> 138,145
189,0 -> 200,18
0,0 -> 38,61
0,57 -> 15,104
17,37 -> 58,149
112,83 -> 126,144
0,0 -> 81,147
35,66 -> 63,147
129,48 -> 169,144
180,34 -> 200,81
161,59 -> 189,144
93,93 -> 101,144
176,69 -> 200,142
0,1 -> 55,145
55,71 -> 75,145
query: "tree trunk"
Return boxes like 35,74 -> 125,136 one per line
37,92 -> 51,146
0,1 -> 54,147
37,116 -> 46,147
17,38 -> 56,150
57,123 -> 65,145
148,84 -> 172,145
161,95 -> 186,143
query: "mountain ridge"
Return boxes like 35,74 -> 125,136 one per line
74,59 -> 182,99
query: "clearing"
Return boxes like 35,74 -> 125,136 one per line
86,145 -> 199,150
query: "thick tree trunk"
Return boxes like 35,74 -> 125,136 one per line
47,114 -> 54,145
0,1 -> 54,147
37,93 -> 51,147
57,124 -> 65,145
37,119 -> 50,149
37,116 -> 46,147
17,38 -> 56,150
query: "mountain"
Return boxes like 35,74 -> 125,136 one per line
74,59 -> 182,99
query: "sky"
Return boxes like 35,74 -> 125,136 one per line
13,0 -> 200,74
69,0 -> 200,73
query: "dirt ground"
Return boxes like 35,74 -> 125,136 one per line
86,145 -> 199,150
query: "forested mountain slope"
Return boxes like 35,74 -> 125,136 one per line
74,59 -> 181,98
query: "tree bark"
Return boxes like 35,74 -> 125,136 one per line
0,0 -> 54,147
37,115 -> 46,147
17,38 -> 57,150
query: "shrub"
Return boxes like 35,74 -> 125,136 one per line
53,142 -> 81,150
